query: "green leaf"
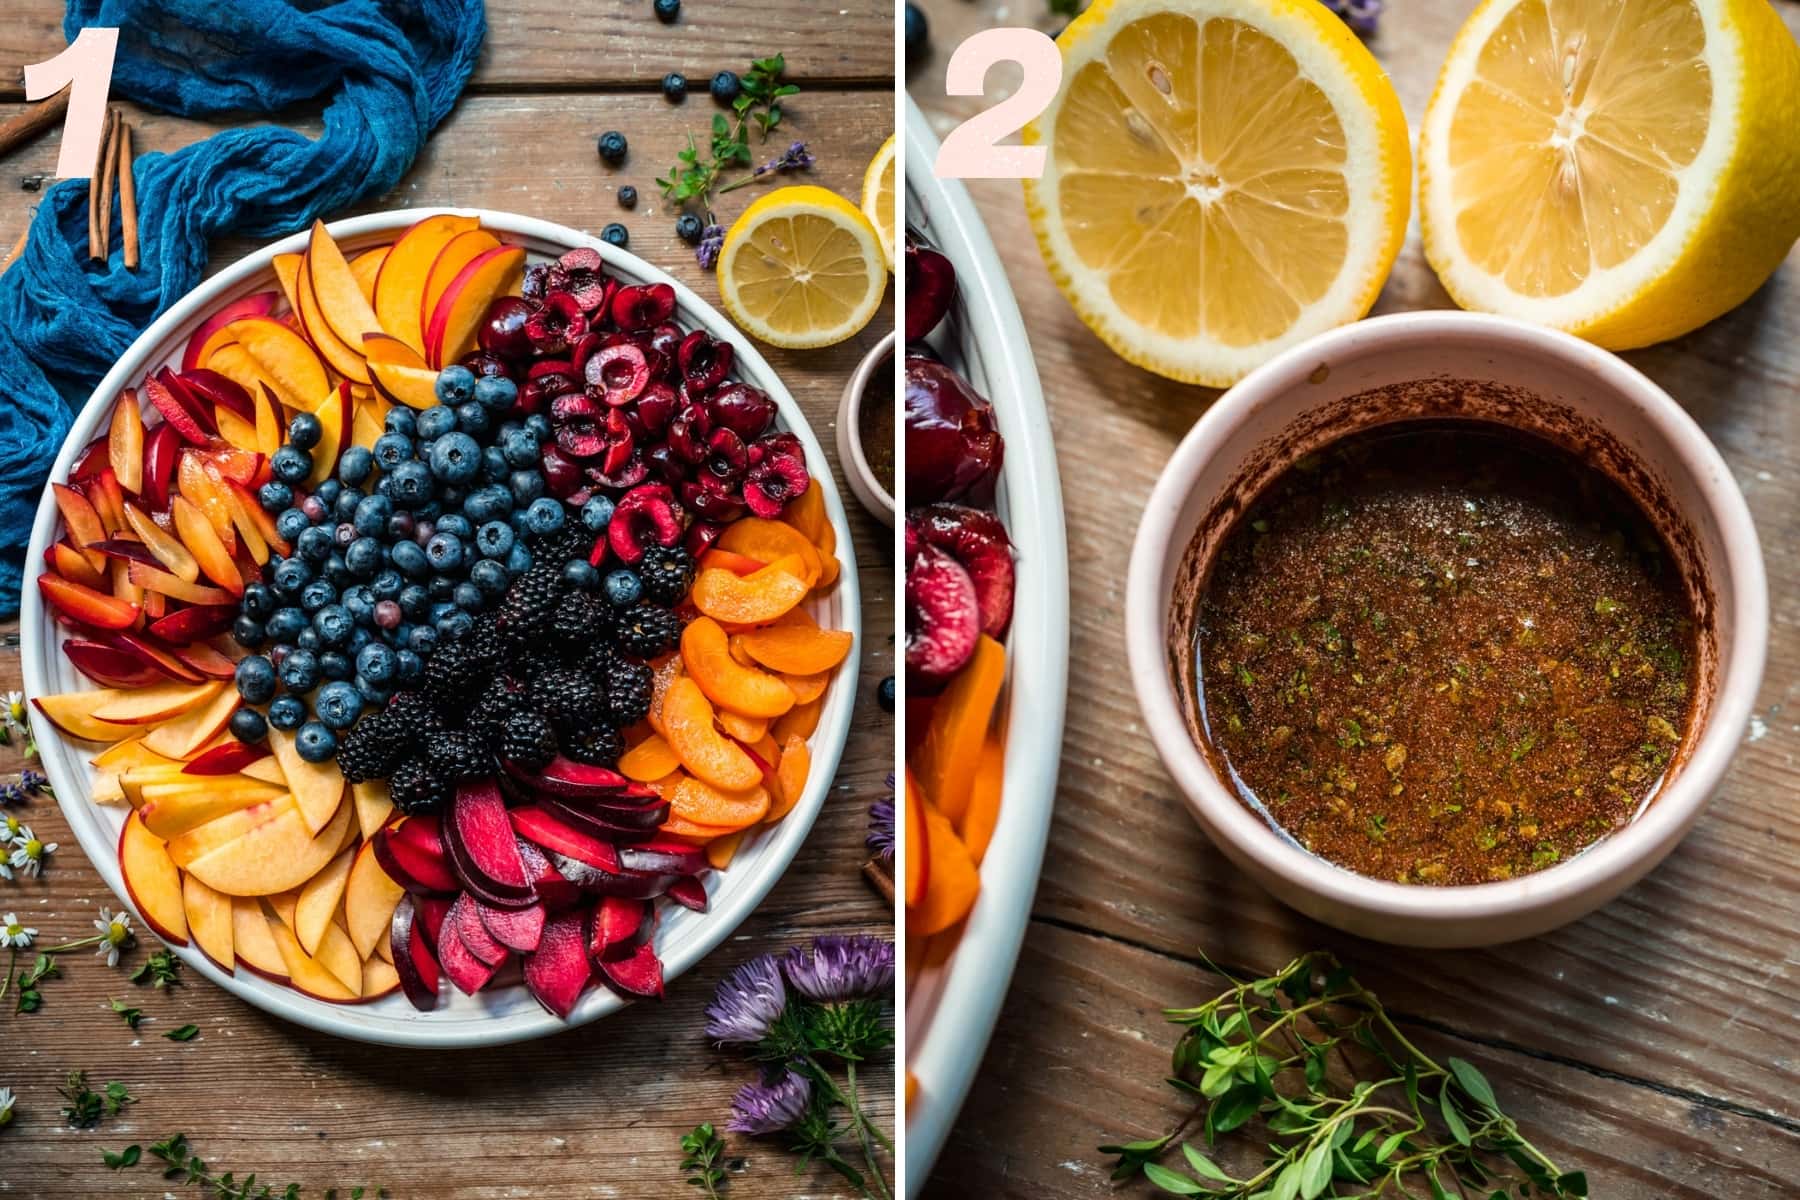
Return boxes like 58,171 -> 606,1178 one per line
1270,1159 -> 1304,1200
1557,1171 -> 1589,1196
163,1023 -> 200,1042
1448,1057 -> 1499,1109
1182,1143 -> 1232,1183
1144,1163 -> 1209,1195
103,1145 -> 141,1169
1375,1132 -> 1409,1163
1425,1164 -> 1453,1200
1439,1079 -> 1472,1146
1210,1086 -> 1260,1137
1299,1143 -> 1333,1200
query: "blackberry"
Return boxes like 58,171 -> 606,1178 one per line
499,710 -> 558,769
561,723 -> 624,767
534,523 -> 595,565
384,689 -> 447,735
592,651 -> 653,726
531,664 -> 601,732
637,544 -> 695,606
388,756 -> 452,814
495,563 -> 564,643
615,603 -> 683,659
551,591 -> 609,645
334,713 -> 407,783
426,731 -> 491,781
468,677 -> 527,749
423,635 -> 490,702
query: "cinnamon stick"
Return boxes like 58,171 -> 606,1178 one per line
862,858 -> 895,904
88,107 -> 116,259
92,108 -> 121,262
0,229 -> 27,277
116,120 -> 139,270
0,91 -> 70,161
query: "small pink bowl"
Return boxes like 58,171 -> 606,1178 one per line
1126,311 -> 1767,948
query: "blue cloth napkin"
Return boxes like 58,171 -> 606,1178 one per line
0,0 -> 485,615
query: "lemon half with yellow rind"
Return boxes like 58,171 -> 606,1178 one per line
1023,0 -> 1412,387
718,185 -> 888,350
863,133 -> 898,271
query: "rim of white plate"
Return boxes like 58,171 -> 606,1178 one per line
22,208 -> 861,1048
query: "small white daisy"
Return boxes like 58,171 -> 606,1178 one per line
0,1086 -> 15,1128
1,913 -> 36,949
1,814 -> 21,843
1,692 -> 21,724
93,907 -> 135,967
7,827 -> 55,877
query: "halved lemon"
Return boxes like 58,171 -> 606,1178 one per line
717,185 -> 888,349
1421,0 -> 1800,348
863,133 -> 898,271
1024,0 -> 1411,387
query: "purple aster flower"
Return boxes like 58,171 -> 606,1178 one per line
867,797 -> 894,863
752,140 -> 815,179
783,934 -> 895,1003
726,1069 -> 811,1135
1322,0 -> 1381,37
706,954 -> 788,1043
695,224 -> 726,271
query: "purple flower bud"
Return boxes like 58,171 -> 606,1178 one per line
706,954 -> 788,1043
696,224 -> 726,271
727,1069 -> 811,1136
782,934 -> 895,1003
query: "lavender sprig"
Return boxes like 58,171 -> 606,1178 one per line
695,224 -> 726,271
1322,0 -> 1382,37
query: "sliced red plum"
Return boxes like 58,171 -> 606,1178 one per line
523,908 -> 592,1020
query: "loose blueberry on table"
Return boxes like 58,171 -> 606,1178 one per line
33,215 -> 853,1018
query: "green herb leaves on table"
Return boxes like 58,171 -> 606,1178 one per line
132,947 -> 183,989
104,1132 -> 382,1199
1101,952 -> 1587,1199
58,1071 -> 134,1128
659,54 -> 802,217
681,1122 -> 732,1196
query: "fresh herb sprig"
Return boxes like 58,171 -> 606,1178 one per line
102,1132 -> 380,1199
681,1122 -> 731,1196
131,948 -> 182,989
10,952 -> 58,1012
109,997 -> 144,1029
659,55 -> 802,216
1101,952 -> 1586,1199
57,1071 -> 134,1128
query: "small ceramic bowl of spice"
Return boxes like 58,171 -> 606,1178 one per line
838,331 -> 896,527
1126,310 -> 1768,948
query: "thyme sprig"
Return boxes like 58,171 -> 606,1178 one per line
103,1132 -> 381,1199
1101,952 -> 1586,1199
659,54 -> 802,217
680,1122 -> 731,1196
58,1071 -> 134,1128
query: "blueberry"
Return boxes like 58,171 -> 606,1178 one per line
497,430 -> 536,470
354,676 -> 392,708
453,581 -> 485,611
389,460 -> 434,505
337,445 -> 374,486
597,130 -> 628,163
356,642 -> 397,686
905,2 -> 927,57
653,0 -> 679,22
406,624 -> 438,655
475,520 -> 515,559
348,625 -> 373,654
618,185 -> 638,208
398,583 -> 430,620
482,446 -> 510,482
280,648 -> 321,692
392,539 -> 430,578
455,401 -> 491,437
469,559 -> 508,598
320,649 -> 353,681
373,433 -> 412,471
314,681 -> 363,730
287,412 -> 323,449
524,414 -> 552,441
347,495 -> 388,538
434,513 -> 473,540
437,609 -> 475,640
242,582 -> 276,619
505,544 -> 534,576
465,484 -> 513,523
314,479 -> 342,508
675,213 -> 704,244
604,568 -> 643,607
342,585 -> 375,624
300,579 -> 336,613
385,407 -> 417,437
662,71 -> 687,101
434,366 -> 477,407
332,487 -> 363,524
271,445 -> 313,484
295,721 -> 337,763
323,553 -> 352,589
370,569 -> 403,601
300,496 -> 328,524
425,532 -> 465,572
297,525 -> 333,563
580,495 -> 616,531
229,707 -> 268,744
272,558 -> 312,596
427,576 -> 457,602
562,558 -> 598,590
395,649 -> 425,684
344,537 -> 383,579
418,405 -> 458,441
510,470 -> 545,505
523,496 -> 565,535
710,70 -> 740,104
276,508 -> 309,542
264,695 -> 304,732
469,374 -> 516,413
231,614 -> 266,649
386,511 -> 417,542
259,480 -> 293,513
235,655 -> 277,704
601,223 -> 629,249
427,431 -> 482,485
297,627 -> 322,653
314,604 -> 353,646
878,674 -> 896,712
267,606 -> 308,642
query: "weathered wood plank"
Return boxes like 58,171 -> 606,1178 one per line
0,0 -> 894,99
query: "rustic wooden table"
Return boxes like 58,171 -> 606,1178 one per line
0,6 -> 895,1197
910,2 -> 1800,1197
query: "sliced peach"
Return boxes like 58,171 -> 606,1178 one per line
691,555 -> 812,625
167,796 -> 297,868
267,888 -> 300,931
177,453 -> 236,545
92,679 -> 223,725
911,791 -> 979,936
424,244 -> 527,368
666,773 -> 771,829
718,518 -> 823,585
350,244 -> 390,301
232,897 -> 288,980
271,252 -> 304,315
141,683 -> 240,760
204,343 -> 280,406
33,690 -> 133,742
295,251 -> 371,384
913,633 -> 1005,825
268,726 -> 347,834
366,357 -> 443,411
267,914 -> 358,1001
717,710 -> 769,744
93,736 -> 175,771
618,734 -> 682,782
119,810 -> 188,945
139,779 -> 287,838
225,316 -> 329,413
171,496 -> 243,595
360,953 -> 401,1000
738,623 -> 854,676
681,615 -> 796,719
241,756 -> 286,787
121,503 -> 200,582
182,873 -> 235,971
772,697 -> 823,745
766,734 -> 811,824
705,831 -> 746,869
184,796 -> 352,897
92,771 -> 126,805
295,845 -> 355,955
351,779 -> 394,841
374,213 -> 480,356
307,221 -> 385,349
420,228 -> 500,345
661,677 -> 763,791
51,482 -> 107,573
109,395 -> 144,493
343,839 -> 404,960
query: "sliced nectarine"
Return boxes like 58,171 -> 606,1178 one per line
184,796 -> 352,897
913,633 -> 1005,825
772,697 -> 823,745
225,316 -> 329,413
366,357 -> 443,410
213,404 -> 260,452
374,213 -> 480,356
350,244 -> 389,301
420,229 -> 500,343
691,556 -> 812,625
119,809 -> 189,945
738,623 -> 854,676
681,616 -> 796,719
911,792 -> 979,936
424,244 -> 526,368
307,221 -> 384,350
182,873 -> 235,971
296,251 -> 372,384
171,496 -> 243,595
665,773 -> 771,829
271,252 -> 304,314
766,734 -> 811,824
661,677 -> 763,791
618,734 -> 682,782
204,343 -> 280,408
304,381 -> 351,489
122,502 -> 201,582
718,518 -> 823,584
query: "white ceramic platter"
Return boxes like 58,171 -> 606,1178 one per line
902,98 -> 1071,1192
22,208 -> 861,1047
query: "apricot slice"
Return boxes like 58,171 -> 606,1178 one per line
662,677 -> 763,791
717,710 -> 768,744
772,697 -> 823,745
782,671 -> 830,704
911,792 -> 979,936
701,548 -> 767,577
739,623 -> 854,676
766,734 -> 810,824
691,555 -> 811,625
904,770 -> 928,906
705,831 -> 746,869
786,477 -> 830,545
646,655 -> 684,737
912,633 -> 1005,825
960,735 -> 1005,865
681,616 -> 796,719
718,518 -> 822,585
666,773 -> 771,829
619,734 -> 682,782
662,813 -> 739,842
